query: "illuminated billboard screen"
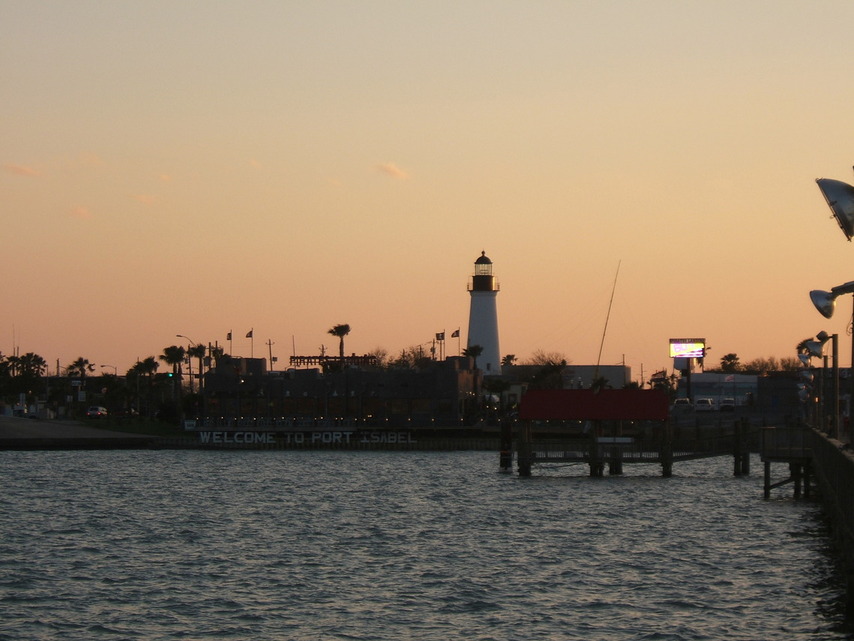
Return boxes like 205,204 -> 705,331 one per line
669,338 -> 705,359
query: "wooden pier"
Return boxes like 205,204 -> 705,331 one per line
759,426 -> 812,499
510,389 -> 753,478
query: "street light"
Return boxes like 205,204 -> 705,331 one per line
809,280 -> 854,319
176,334 -> 198,393
813,332 -> 840,439
100,364 -> 117,375
817,177 -> 854,241
810,282 -> 854,442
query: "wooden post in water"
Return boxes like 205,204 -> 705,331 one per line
661,419 -> 673,477
733,418 -> 750,476
764,460 -> 771,499
791,462 -> 803,499
608,420 -> 624,475
499,418 -> 513,471
588,421 -> 604,477
518,421 -> 532,477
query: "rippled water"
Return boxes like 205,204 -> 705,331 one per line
1,450 -> 851,640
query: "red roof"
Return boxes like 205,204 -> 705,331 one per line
519,389 -> 669,421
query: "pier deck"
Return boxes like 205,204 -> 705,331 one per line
513,389 -> 752,477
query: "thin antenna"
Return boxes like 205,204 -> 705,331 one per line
595,260 -> 621,380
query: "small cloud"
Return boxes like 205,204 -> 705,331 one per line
70,206 -> 92,220
3,163 -> 41,177
132,194 -> 156,205
376,162 -> 409,180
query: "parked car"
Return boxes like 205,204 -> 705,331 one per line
671,398 -> 692,412
694,398 -> 715,411
86,406 -> 108,418
719,398 -> 735,412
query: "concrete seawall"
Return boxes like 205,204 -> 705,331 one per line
806,428 -> 854,611
0,416 -> 158,450
0,416 -> 499,451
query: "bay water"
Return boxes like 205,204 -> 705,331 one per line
1,450 -> 851,640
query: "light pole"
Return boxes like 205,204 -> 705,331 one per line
813,173 -> 854,440
805,333 -> 839,438
100,364 -> 117,376
809,283 -> 854,441
176,334 -> 197,393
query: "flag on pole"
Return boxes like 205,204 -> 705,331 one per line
227,331 -> 232,341
246,329 -> 253,338
451,329 -> 460,338
436,332 -> 445,341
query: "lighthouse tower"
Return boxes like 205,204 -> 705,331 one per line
466,251 -> 501,374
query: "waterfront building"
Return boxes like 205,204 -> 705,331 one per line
466,251 -> 501,375
201,355 -> 481,427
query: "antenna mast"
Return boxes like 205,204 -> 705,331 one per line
595,260 -> 621,380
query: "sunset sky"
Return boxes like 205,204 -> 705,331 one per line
4,1 -> 854,381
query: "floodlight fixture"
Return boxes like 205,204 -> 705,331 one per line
805,341 -> 824,358
809,280 -> 854,318
817,177 -> 854,240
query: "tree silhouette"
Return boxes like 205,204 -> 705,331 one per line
328,324 -> 351,359
463,344 -> 483,370
66,357 -> 95,379
720,353 -> 741,373
159,345 -> 185,399
187,344 -> 207,392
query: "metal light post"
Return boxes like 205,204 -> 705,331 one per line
813,174 -> 854,440
176,334 -> 197,394
810,283 -> 854,442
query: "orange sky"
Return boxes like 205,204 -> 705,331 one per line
3,1 -> 854,380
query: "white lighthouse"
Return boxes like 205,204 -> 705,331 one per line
466,251 -> 501,374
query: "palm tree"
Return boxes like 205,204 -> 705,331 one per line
463,345 -> 483,370
133,357 -> 159,417
9,352 -> 48,378
159,345 -> 185,399
328,324 -> 351,360
65,357 -> 95,379
8,352 -> 48,406
139,356 -> 159,379
720,353 -> 741,373
187,344 -> 207,392
796,338 -> 814,355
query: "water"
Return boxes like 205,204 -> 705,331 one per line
1,450 -> 851,641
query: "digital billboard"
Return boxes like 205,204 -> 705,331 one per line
669,338 -> 705,359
